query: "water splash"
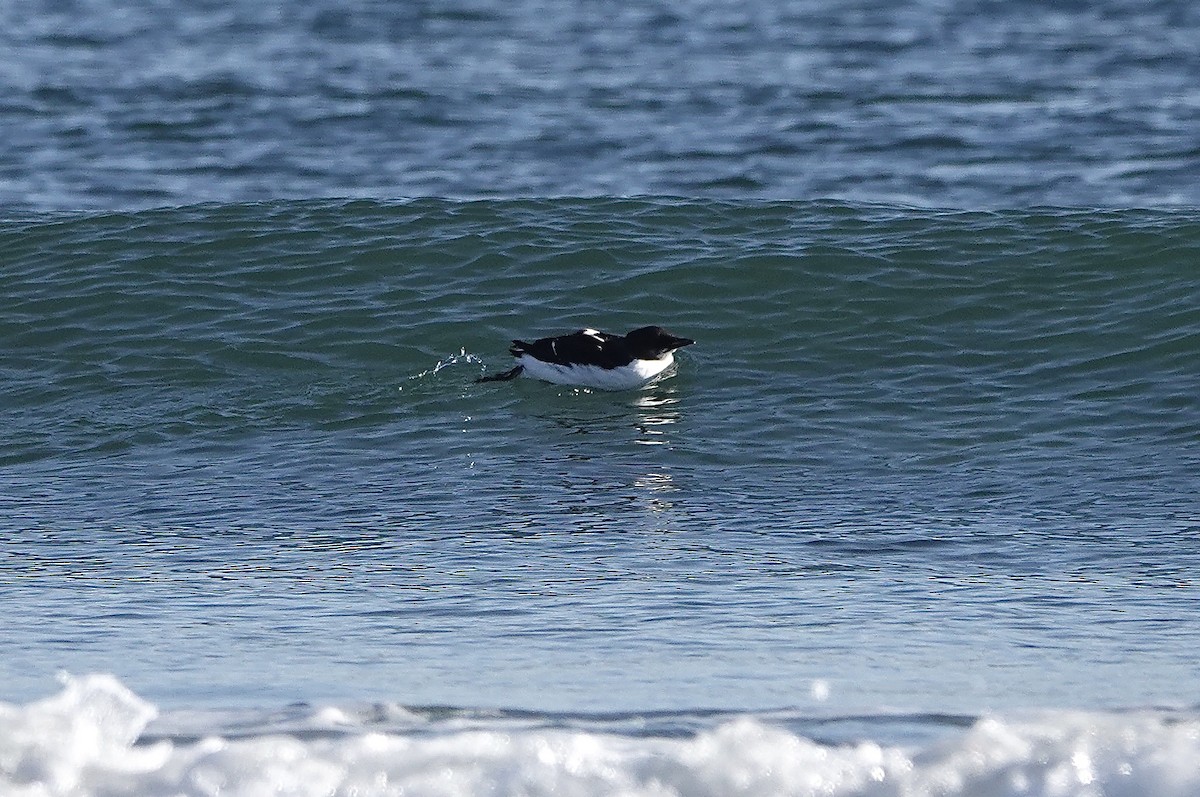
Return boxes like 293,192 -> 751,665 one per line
399,348 -> 485,391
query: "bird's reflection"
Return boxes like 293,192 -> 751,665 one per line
632,469 -> 678,514
632,388 -> 681,447
508,385 -> 687,533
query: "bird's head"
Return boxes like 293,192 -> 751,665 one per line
624,326 -> 695,360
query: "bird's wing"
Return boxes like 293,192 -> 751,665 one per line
511,330 -> 625,367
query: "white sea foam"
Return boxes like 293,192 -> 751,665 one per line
3,675 -> 1199,797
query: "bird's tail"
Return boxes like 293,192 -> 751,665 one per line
476,365 -> 524,383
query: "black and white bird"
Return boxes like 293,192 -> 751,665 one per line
478,326 -> 695,391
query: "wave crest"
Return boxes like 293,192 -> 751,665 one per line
4,675 -> 1199,797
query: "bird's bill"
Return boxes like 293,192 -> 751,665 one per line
667,335 -> 695,349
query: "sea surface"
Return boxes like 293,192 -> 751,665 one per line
4,0 -> 1200,209
3,2 -> 1200,796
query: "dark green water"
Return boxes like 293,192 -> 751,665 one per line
2,199 -> 1198,712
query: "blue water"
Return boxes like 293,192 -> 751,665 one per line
3,199 -> 1198,720
2,3 -> 1200,795
3,0 -> 1199,209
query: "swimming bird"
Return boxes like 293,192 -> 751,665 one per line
478,326 -> 695,390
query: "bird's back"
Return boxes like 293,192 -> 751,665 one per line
510,329 -> 630,368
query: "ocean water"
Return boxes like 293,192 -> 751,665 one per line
4,199 -> 1199,794
3,0 -> 1200,209
4,1 -> 1200,796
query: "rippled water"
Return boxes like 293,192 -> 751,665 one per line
3,0 -> 1199,207
3,199 -> 1198,717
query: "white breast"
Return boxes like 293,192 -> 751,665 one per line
517,353 -> 675,391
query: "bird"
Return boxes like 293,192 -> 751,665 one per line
477,326 -> 695,391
